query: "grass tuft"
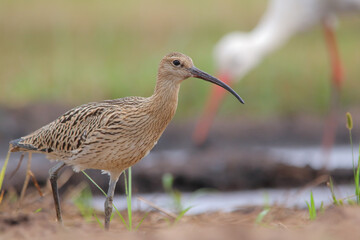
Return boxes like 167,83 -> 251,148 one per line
255,208 -> 270,225
255,193 -> 270,225
81,170 -> 129,229
162,173 -> 193,223
0,151 -> 11,204
174,206 -> 192,224
162,173 -> 184,213
135,212 -> 149,231
355,145 -> 360,204
82,168 -> 148,231
345,112 -> 360,205
346,112 -> 356,177
73,186 -> 94,222
306,191 -> 317,220
327,177 -> 341,206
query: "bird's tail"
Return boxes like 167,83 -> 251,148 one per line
9,138 -> 38,153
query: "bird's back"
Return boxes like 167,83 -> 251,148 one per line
9,96 -> 166,172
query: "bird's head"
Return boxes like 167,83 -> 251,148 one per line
214,32 -> 262,81
158,52 -> 244,103
158,52 -> 195,82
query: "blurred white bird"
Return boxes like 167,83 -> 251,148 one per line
193,0 -> 360,146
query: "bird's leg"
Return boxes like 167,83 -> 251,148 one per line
9,153 -> 24,179
192,73 -> 232,146
19,153 -> 32,206
49,162 -> 66,224
321,21 -> 344,165
323,21 -> 344,92
104,173 -> 120,230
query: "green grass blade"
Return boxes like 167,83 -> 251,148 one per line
126,167 -> 132,231
255,208 -> 270,224
174,206 -> 192,224
93,212 -> 104,229
113,205 -> 129,230
350,130 -> 355,177
81,171 -> 107,196
319,201 -> 325,214
347,113 -> 355,177
355,146 -> 360,204
328,177 -> 339,205
0,151 -> 11,192
310,191 -> 316,219
73,186 -> 94,222
110,212 -> 115,221
162,173 -> 174,193
306,201 -> 310,214
135,212 -> 149,231
306,191 -> 316,220
124,170 -> 128,195
34,208 -> 42,213
82,170 -> 129,229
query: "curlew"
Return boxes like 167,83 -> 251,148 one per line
193,0 -> 360,146
9,52 -> 244,230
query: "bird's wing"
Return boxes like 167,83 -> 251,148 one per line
10,100 -> 125,154
255,0 -> 327,37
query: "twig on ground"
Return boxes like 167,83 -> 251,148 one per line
137,196 -> 177,219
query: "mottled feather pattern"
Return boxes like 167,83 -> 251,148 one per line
10,93 -> 178,173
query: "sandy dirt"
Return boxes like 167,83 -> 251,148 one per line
1,189 -> 360,240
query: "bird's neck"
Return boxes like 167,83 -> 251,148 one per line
250,10 -> 297,56
149,75 -> 181,119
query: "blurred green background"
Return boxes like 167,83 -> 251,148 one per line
1,0 -> 359,119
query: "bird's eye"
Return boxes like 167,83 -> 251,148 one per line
173,60 -> 181,66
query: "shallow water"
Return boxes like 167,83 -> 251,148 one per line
92,185 -> 355,215
1,145 -> 355,173
143,145 -> 357,170
268,145 -> 357,170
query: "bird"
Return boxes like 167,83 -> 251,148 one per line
193,0 -> 360,146
9,52 -> 244,230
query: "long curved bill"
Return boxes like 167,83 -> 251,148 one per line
188,67 -> 245,104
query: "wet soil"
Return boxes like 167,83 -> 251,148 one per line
2,104 -> 360,239
1,192 -> 360,240
1,103 -> 359,193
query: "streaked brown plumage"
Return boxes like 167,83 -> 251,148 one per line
9,52 -> 244,230
11,97 -> 175,173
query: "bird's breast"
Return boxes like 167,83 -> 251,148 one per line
65,101 -> 175,172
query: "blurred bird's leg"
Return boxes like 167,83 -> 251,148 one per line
323,20 -> 344,91
193,73 -> 232,146
9,153 -> 24,179
104,172 -> 121,230
321,21 -> 344,164
49,162 -> 66,224
19,153 -> 32,206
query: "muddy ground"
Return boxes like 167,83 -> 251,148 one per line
1,103 -> 359,194
1,104 -> 360,239
1,191 -> 360,240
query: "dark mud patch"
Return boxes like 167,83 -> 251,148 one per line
0,103 -> 358,194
